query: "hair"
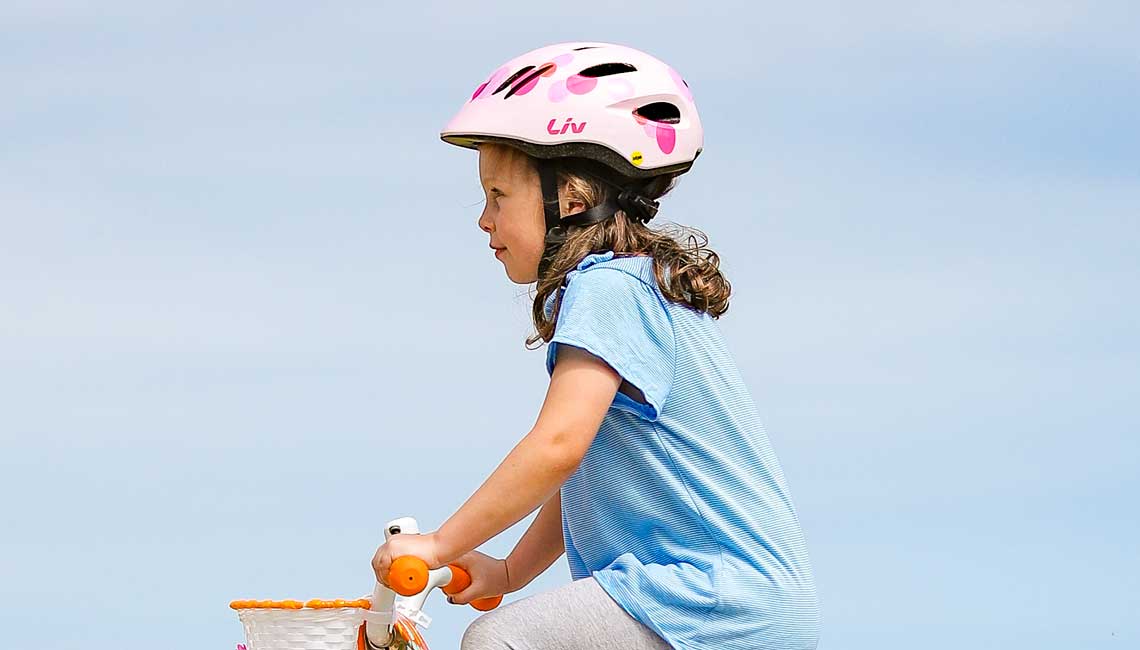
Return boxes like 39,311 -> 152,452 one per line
527,156 -> 732,347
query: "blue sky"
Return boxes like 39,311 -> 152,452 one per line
2,2 -> 1137,649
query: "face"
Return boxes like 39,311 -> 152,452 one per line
477,144 -> 546,283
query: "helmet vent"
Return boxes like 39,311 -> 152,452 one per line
578,63 -> 637,78
492,65 -> 536,95
504,63 -> 556,99
572,46 -> 600,51
633,102 -> 681,124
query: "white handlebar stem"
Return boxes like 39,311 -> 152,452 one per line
365,516 -> 450,649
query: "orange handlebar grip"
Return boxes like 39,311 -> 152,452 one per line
470,594 -> 504,611
388,557 -> 504,610
445,564 -> 503,611
442,564 -> 472,594
388,556 -> 429,597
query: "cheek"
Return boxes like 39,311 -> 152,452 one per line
501,200 -> 545,252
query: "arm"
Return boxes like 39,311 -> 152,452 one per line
433,345 -> 620,565
504,488 -> 565,593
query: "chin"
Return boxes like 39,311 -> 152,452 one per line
506,270 -> 535,284
504,262 -> 538,285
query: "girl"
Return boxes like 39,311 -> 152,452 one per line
372,42 -> 821,650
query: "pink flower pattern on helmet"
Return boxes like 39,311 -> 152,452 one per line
548,79 -> 569,102
565,74 -> 597,95
634,114 -> 677,155
471,66 -> 509,101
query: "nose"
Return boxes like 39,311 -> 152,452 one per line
478,203 -> 493,234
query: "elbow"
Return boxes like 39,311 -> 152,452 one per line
532,427 -> 592,474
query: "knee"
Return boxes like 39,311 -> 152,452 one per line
459,612 -> 507,650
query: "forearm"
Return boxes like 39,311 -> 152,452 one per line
433,345 -> 616,568
434,432 -> 578,565
505,489 -> 565,592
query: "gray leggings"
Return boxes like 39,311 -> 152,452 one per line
460,576 -> 672,649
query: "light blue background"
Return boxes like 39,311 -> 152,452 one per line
2,2 -> 1137,649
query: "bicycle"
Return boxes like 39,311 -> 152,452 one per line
231,516 -> 504,650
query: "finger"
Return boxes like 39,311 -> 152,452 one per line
372,557 -> 388,585
450,587 -> 477,606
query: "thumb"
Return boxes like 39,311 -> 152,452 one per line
444,561 -> 474,604
448,585 -> 480,606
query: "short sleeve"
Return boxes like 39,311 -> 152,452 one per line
544,263 -> 675,421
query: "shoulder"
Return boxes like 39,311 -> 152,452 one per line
565,251 -> 658,293
545,252 -> 678,416
543,252 -> 661,318
554,252 -> 673,339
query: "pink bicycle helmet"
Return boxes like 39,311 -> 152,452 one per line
440,41 -> 704,274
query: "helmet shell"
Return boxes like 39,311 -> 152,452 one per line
440,42 -> 702,179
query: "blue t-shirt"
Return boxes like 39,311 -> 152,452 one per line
544,252 -> 820,650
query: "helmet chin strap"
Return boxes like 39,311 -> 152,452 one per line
536,159 -> 564,279
535,159 -> 660,279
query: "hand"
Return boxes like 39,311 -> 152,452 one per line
371,532 -> 443,588
445,549 -> 512,605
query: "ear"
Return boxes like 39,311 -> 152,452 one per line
566,198 -> 586,216
556,181 -> 585,217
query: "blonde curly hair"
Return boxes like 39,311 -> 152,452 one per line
528,158 -> 731,347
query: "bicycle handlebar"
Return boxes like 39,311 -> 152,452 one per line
387,555 -> 503,611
